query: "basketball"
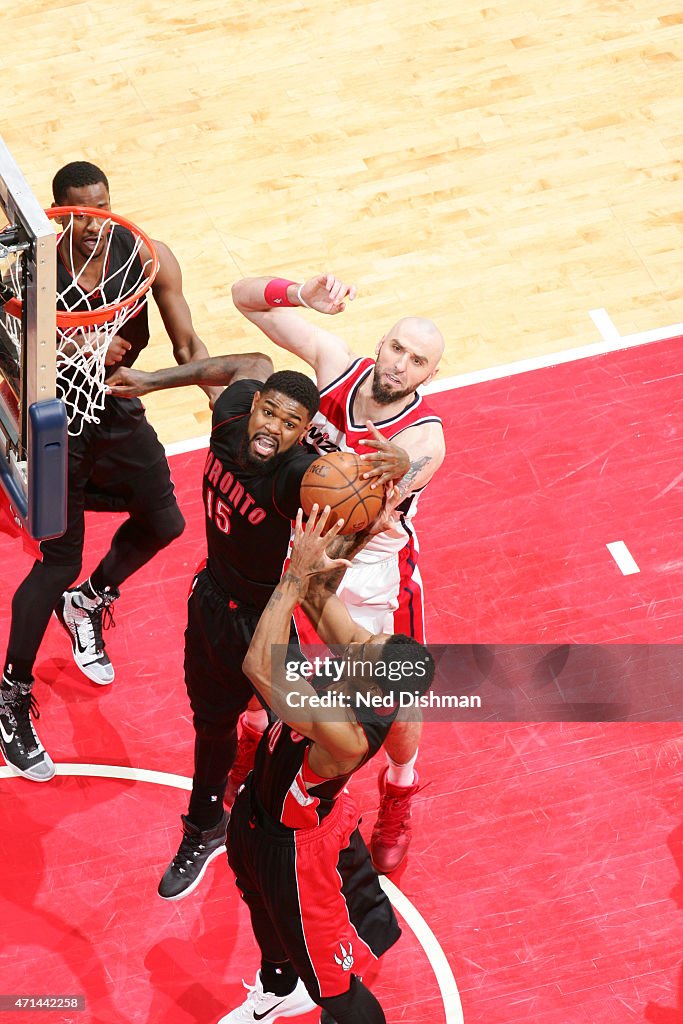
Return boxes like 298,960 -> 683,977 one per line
300,451 -> 383,535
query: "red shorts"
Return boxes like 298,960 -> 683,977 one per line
227,782 -> 401,999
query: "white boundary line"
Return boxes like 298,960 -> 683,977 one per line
424,317 -> 683,396
588,307 -> 621,344
166,433 -> 210,457
164,318 -> 683,456
1,762 -> 463,1024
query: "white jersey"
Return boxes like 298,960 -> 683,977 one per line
302,357 -> 442,558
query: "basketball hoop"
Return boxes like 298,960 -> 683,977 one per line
1,206 -> 159,436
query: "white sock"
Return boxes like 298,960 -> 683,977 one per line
75,579 -> 101,609
244,708 -> 269,732
385,750 -> 418,788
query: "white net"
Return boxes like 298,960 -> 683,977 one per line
1,208 -> 157,437
0,249 -> 22,405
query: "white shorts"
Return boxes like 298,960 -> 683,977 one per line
336,555 -> 400,634
294,529 -> 426,644
340,544 -> 425,641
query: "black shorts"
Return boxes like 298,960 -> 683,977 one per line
39,397 -> 178,567
228,780 -> 401,1000
184,566 -> 299,724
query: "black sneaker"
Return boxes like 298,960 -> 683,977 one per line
0,675 -> 55,782
158,810 -> 229,901
54,582 -> 119,685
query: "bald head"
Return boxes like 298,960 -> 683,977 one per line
372,316 -> 445,405
386,317 -> 445,371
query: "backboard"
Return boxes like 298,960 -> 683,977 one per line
0,135 -> 67,540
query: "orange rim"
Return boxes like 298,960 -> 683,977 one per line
3,206 -> 160,327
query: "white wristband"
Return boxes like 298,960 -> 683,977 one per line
296,283 -> 313,310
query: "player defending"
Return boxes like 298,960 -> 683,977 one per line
231,273 -> 446,872
0,161 -> 219,783
221,503 -> 435,1024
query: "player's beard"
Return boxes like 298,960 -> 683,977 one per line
240,427 -> 286,471
371,365 -> 414,405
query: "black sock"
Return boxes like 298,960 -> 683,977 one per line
3,659 -> 33,685
187,784 -> 227,830
87,570 -> 106,596
259,961 -> 298,996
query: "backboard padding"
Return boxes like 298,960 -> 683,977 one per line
0,135 -> 66,540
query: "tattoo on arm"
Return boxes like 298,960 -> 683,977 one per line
306,533 -> 365,594
280,571 -> 308,594
397,455 -> 432,497
261,577 -> 304,625
308,566 -> 345,598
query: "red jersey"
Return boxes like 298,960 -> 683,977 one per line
254,711 -> 393,830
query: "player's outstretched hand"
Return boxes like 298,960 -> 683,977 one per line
298,273 -> 357,315
358,421 -> 410,487
289,505 -> 353,579
107,366 -> 154,397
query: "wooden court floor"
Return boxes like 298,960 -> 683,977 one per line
3,0 -> 683,446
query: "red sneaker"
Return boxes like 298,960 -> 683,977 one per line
225,714 -> 264,807
370,766 -> 420,874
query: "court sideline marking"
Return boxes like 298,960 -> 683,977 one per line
165,315 -> 683,456
1,762 -> 465,1024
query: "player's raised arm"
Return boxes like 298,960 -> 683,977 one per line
242,505 -> 360,703
242,507 -> 370,766
106,352 -> 274,398
231,273 -> 357,388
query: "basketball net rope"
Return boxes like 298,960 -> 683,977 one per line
1,213 -> 153,437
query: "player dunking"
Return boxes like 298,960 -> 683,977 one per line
220,503 -> 435,1024
231,272 -> 446,872
106,354 -> 410,901
0,161 -> 218,783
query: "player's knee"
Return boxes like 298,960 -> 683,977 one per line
193,709 -> 241,740
31,559 -> 83,594
147,504 -> 185,547
11,561 -> 82,622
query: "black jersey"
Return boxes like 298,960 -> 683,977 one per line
204,379 -> 317,609
56,223 -> 150,369
253,711 -> 394,830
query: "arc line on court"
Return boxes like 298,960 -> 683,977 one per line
380,875 -> 464,1024
1,762 -> 464,1024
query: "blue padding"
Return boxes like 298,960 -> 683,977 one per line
28,400 -> 68,540
0,452 -> 29,520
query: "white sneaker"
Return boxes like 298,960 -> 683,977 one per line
0,676 -> 56,782
217,973 -> 316,1023
54,583 -> 119,685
